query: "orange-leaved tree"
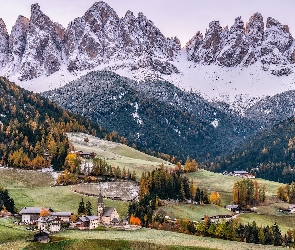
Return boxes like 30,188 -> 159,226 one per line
129,215 -> 141,226
40,208 -> 51,217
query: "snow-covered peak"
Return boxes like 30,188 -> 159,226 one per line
7,15 -> 29,75
245,12 -> 264,47
230,16 -> 244,32
185,31 -> 203,61
0,18 -> 9,67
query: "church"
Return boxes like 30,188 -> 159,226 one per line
97,192 -> 120,225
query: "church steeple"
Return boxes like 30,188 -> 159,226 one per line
97,190 -> 104,222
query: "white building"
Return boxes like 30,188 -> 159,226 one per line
37,216 -> 61,232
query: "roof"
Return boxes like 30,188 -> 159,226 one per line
86,216 -> 98,221
34,231 -> 49,237
78,216 -> 89,222
51,212 -> 73,217
37,216 -> 60,223
226,205 -> 239,208
78,215 -> 99,222
111,217 -> 119,223
102,207 -> 115,217
19,207 -> 53,214
233,171 -> 248,174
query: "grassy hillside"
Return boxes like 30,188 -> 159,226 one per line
48,228 -> 283,250
161,204 -> 232,221
0,167 -> 290,249
68,132 -> 172,177
186,170 -> 282,205
0,168 -> 128,217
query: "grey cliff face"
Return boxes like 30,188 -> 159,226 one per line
186,13 -> 295,74
18,3 -> 65,80
0,3 -> 295,80
0,18 -> 9,68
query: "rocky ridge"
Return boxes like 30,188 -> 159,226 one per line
0,2 -> 293,81
186,13 -> 295,74
0,2 -> 180,81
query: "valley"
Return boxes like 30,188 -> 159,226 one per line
0,141 -> 292,249
1,1 -> 295,249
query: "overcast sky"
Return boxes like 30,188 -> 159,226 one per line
0,0 -> 295,46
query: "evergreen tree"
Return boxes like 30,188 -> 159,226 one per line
78,198 -> 86,215
85,201 -> 92,216
272,223 -> 282,246
0,187 -> 16,213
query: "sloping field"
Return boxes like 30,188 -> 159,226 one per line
67,133 -> 172,176
186,170 -> 282,205
0,167 -> 54,188
161,203 -> 232,221
9,185 -> 129,218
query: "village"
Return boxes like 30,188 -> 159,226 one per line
15,191 -> 138,243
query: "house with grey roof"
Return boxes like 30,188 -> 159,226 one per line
19,207 -> 53,224
51,212 -> 73,222
34,231 -> 50,243
76,215 -> 99,230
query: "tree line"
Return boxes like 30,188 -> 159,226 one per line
233,179 -> 266,208
56,153 -> 137,185
128,165 -> 210,227
151,217 -> 287,247
277,182 -> 295,203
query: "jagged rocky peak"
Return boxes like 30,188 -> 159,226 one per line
264,17 -> 293,52
217,16 -> 249,67
65,1 -> 120,71
260,17 -> 293,67
0,18 -> 9,67
84,1 -> 119,31
18,3 -> 65,81
245,12 -> 264,47
7,15 -> 29,74
186,13 -> 295,72
65,1 -> 179,73
186,31 -> 203,61
199,21 -> 223,64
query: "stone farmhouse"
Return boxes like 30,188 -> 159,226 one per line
76,215 -> 99,230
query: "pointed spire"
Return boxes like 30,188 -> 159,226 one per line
98,189 -> 103,204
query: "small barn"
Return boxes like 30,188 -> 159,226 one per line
33,231 -> 50,243
226,204 -> 240,213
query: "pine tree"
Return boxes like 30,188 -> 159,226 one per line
78,198 -> 86,215
85,201 -> 92,216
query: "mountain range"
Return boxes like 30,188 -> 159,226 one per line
0,2 -> 294,89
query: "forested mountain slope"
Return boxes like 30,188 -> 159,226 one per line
0,77 -> 107,170
209,116 -> 295,183
44,70 -> 259,161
